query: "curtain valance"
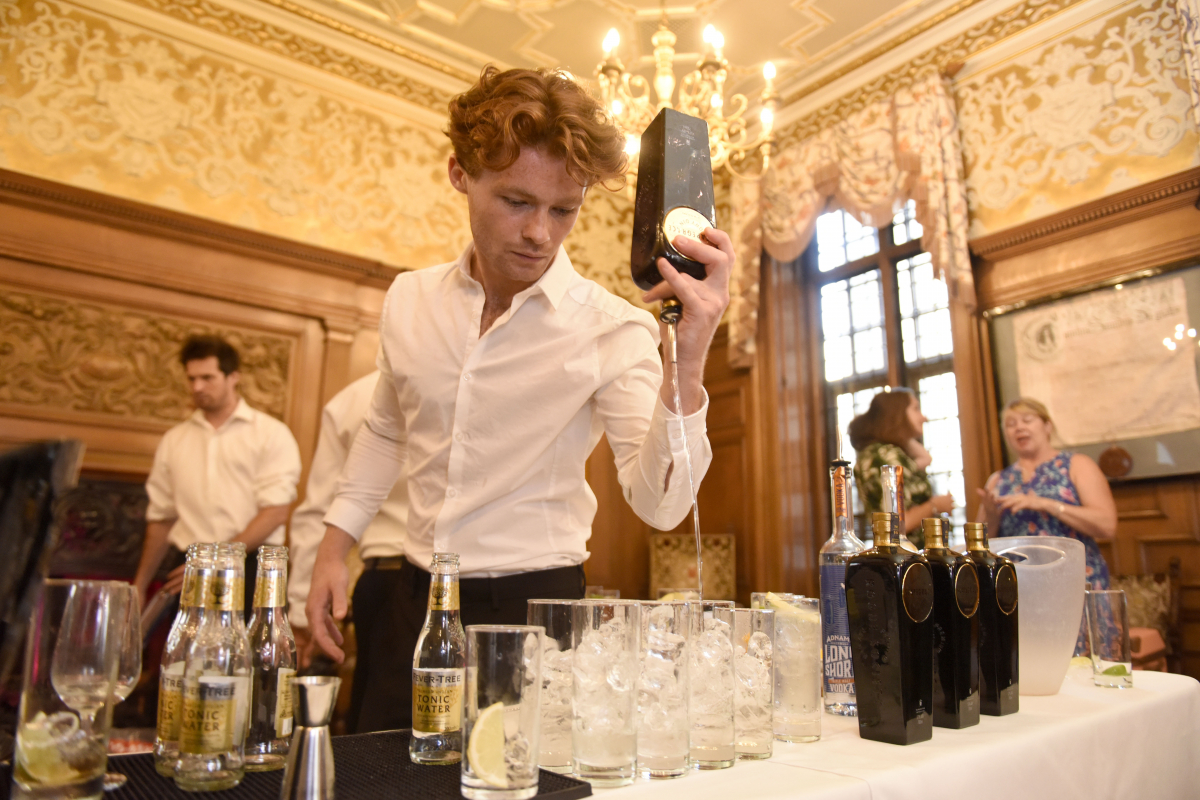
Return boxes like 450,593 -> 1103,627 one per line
727,75 -> 973,369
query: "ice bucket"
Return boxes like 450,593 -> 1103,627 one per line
992,535 -> 1085,695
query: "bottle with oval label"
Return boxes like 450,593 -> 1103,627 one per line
844,512 -> 934,745
964,522 -> 1019,716
920,518 -> 980,729
629,107 -> 716,320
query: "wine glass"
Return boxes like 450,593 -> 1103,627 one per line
104,583 -> 142,791
51,581 -> 129,731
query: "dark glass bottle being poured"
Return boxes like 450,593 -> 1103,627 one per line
630,107 -> 715,600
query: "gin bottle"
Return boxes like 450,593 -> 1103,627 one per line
245,545 -> 297,771
964,522 -> 1019,716
630,108 -> 716,322
819,460 -> 864,716
920,517 -> 980,729
845,512 -> 934,745
410,552 -> 467,764
175,542 -> 251,791
155,543 -> 216,777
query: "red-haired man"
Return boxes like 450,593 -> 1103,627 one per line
306,67 -> 733,733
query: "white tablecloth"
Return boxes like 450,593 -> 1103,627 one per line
600,670 -> 1200,800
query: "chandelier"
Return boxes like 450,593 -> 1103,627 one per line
595,13 -> 778,181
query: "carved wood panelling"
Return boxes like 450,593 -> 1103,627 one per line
0,286 -> 292,423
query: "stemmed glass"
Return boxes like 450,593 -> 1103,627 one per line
104,583 -> 143,790
51,582 -> 129,731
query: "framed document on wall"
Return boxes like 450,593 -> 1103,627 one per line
988,259 -> 1200,480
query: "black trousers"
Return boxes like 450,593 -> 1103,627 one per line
347,558 -> 586,734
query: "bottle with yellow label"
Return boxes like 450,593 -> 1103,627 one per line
245,545 -> 297,772
175,542 -> 252,791
410,552 -> 466,764
155,542 -> 216,776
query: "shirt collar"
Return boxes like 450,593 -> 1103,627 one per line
454,243 -> 575,312
190,397 -> 253,431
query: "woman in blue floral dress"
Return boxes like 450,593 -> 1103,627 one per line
978,398 -> 1118,654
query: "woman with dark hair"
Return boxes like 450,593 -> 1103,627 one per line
849,387 -> 954,548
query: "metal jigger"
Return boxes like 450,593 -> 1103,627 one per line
280,676 -> 341,800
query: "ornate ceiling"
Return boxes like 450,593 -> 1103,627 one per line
286,0 -> 975,104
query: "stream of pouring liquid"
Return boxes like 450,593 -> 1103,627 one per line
666,320 -> 703,602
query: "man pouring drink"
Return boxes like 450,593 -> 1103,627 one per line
305,65 -> 733,734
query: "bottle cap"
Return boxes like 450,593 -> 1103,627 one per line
922,517 -> 947,549
871,511 -> 899,546
964,521 -> 989,550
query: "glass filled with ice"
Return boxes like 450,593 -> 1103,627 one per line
637,600 -> 690,779
526,599 -> 575,773
461,625 -> 543,800
721,607 -> 775,759
12,580 -> 130,800
765,594 -> 822,742
571,599 -> 640,786
688,599 -> 735,769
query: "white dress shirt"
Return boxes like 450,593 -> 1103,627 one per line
146,398 -> 301,550
288,371 -> 408,627
325,243 -> 711,577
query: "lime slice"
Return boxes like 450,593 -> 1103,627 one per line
1069,656 -> 1092,668
764,592 -> 818,622
17,714 -> 81,786
468,702 -> 508,789
1102,664 -> 1130,677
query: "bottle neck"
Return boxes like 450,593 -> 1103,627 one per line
253,566 -> 288,609
427,570 -> 460,613
829,464 -> 853,540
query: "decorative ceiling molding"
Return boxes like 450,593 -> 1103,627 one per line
117,0 -> 465,110
774,0 -> 1086,148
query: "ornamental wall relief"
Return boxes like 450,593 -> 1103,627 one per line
0,287 -> 292,424
0,0 -> 471,268
956,0 -> 1200,236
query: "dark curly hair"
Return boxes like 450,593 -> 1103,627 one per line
446,66 -> 627,189
180,335 -> 239,375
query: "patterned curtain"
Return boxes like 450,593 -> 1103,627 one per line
1180,0 -> 1200,127
727,75 -> 973,368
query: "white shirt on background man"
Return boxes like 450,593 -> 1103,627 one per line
288,371 -> 408,628
145,397 -> 301,550
324,243 -> 712,578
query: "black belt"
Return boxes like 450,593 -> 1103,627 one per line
365,556 -> 585,610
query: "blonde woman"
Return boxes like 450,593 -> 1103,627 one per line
978,397 -> 1118,652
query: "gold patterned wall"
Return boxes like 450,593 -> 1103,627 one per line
0,0 -> 471,268
956,0 -> 1200,236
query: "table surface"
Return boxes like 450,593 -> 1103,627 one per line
600,669 -> 1200,800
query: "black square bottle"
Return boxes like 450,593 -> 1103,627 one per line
920,518 -> 980,729
845,512 -> 935,745
964,522 -> 1019,715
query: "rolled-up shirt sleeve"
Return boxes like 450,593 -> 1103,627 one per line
145,435 -> 177,523
595,321 -> 712,530
324,360 -> 407,541
254,423 -> 302,508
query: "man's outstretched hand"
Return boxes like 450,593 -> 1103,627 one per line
305,526 -> 355,663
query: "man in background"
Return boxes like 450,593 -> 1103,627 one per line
287,371 -> 408,732
134,335 -> 302,613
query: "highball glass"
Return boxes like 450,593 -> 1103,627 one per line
461,625 -> 543,800
771,597 -> 822,742
1085,589 -> 1133,689
637,601 -> 689,779
722,607 -> 775,759
526,599 -> 574,773
571,600 -> 639,786
13,580 -> 130,800
688,600 -> 735,769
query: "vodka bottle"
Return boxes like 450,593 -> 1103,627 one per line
154,542 -> 216,777
819,460 -> 865,716
175,542 -> 251,791
244,545 -> 297,771
410,552 -> 467,764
